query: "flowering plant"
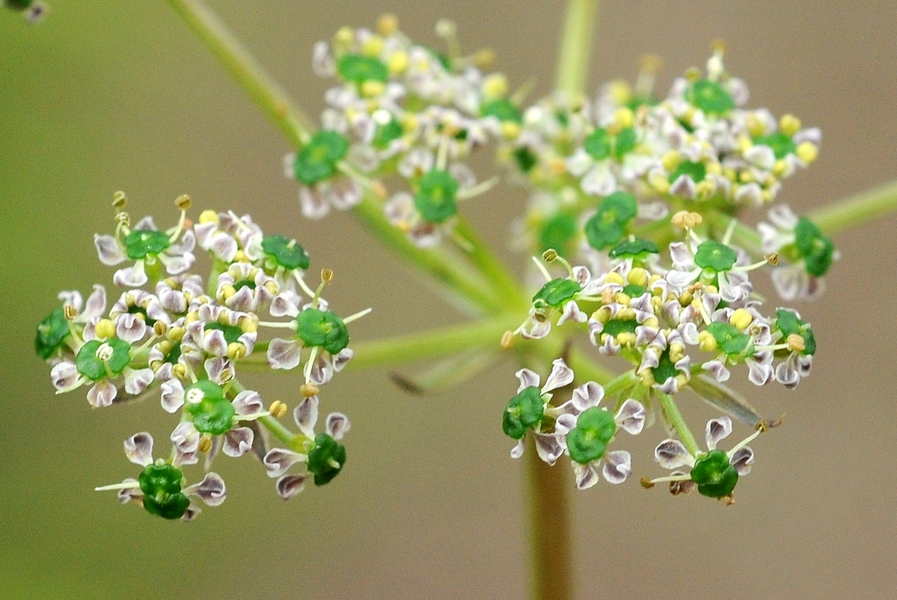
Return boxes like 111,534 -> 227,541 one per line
15,1 -> 897,598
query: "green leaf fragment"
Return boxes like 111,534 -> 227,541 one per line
652,348 -> 679,385
205,322 -> 244,345
307,433 -> 347,486
538,212 -> 577,257
296,308 -> 350,355
532,278 -> 581,309
694,240 -> 737,272
414,169 -> 459,223
668,160 -> 707,184
583,127 -> 638,161
502,386 -> 545,439
567,407 -> 616,464
690,449 -> 739,498
184,380 -> 234,435
609,238 -> 660,259
601,318 -> 638,337
480,99 -> 522,123
35,307 -> 70,359
123,229 -> 170,260
262,234 -> 310,270
373,117 -> 404,149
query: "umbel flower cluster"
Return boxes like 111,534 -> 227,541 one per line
36,17 -> 839,516
37,193 -> 365,519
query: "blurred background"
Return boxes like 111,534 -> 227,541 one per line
2,1 -> 896,598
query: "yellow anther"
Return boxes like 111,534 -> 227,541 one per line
114,211 -> 130,226
772,159 -> 789,177
227,342 -> 245,360
661,150 -> 681,172
761,189 -> 774,203
627,267 -> 649,287
377,13 -> 399,35
670,342 -> 686,362
796,142 -> 818,164
695,180 -> 716,199
723,167 -> 738,182
63,305 -> 78,320
684,67 -> 701,82
482,73 -> 508,99
547,157 -> 567,177
112,191 -> 128,209
474,48 -> 495,67
640,54 -> 663,74
155,340 -> 173,357
591,306 -> 612,324
301,383 -> 320,398
500,330 -> 514,349
766,252 -> 779,266
361,80 -> 386,98
541,249 -> 558,262
729,308 -> 753,331
737,135 -> 753,153
779,114 -> 801,137
387,51 -> 409,74
501,121 -> 521,140
234,249 -> 250,263
172,363 -> 187,380
786,333 -> 805,353
604,272 -> 625,286
638,369 -> 655,387
616,292 -> 632,306
640,476 -> 656,489
95,319 -> 116,340
698,330 -> 717,352
198,210 -> 219,225
361,35 -> 384,57
321,268 -> 334,283
239,314 -> 259,334
671,210 -> 702,229
334,27 -> 354,47
617,307 -> 636,321
617,332 -> 636,347
675,373 -> 689,388
607,80 -> 632,105
153,321 -> 168,337
269,400 -> 288,419
643,316 -> 660,329
711,39 -> 727,55
175,194 -> 192,211
739,171 -> 754,183
705,162 -> 722,176
198,436 -> 212,453
613,107 -> 634,129
219,284 -> 236,302
168,326 -> 186,342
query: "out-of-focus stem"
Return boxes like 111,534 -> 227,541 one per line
555,0 -> 600,95
807,178 -> 897,236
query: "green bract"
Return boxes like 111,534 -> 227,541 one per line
481,99 -> 522,123
186,380 -> 235,435
609,238 -> 659,259
694,240 -> 737,272
336,53 -> 389,84
307,433 -> 347,486
651,348 -> 678,385
583,127 -> 637,161
668,160 -> 707,185
532,278 -> 581,309
123,229 -> 170,260
75,339 -> 131,381
414,169 -> 459,223
35,307 -> 70,359
262,234 -> 310,270
685,80 -> 734,115
584,191 -> 638,251
775,309 -> 816,355
794,217 -> 835,277
706,322 -> 752,356
296,308 -> 350,354
567,407 -> 616,464
293,130 -> 349,185
690,449 -> 739,498
138,463 -> 190,520
538,212 -> 577,257
754,132 -> 796,159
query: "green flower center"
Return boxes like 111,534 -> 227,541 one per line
76,338 -> 132,380
123,229 -> 170,260
307,433 -> 347,486
480,99 -> 522,123
794,217 -> 835,277
502,386 -> 545,440
532,278 -> 582,310
567,407 -> 616,464
690,449 -> 739,498
706,322 -> 753,356
775,309 -> 816,355
584,192 -> 638,251
336,54 -> 389,84
293,130 -> 349,185
262,234 -> 310,270
685,80 -> 734,115
414,169 -> 459,223
694,240 -> 737,272
583,127 -> 637,161
138,463 -> 190,520
296,308 -> 350,355
185,380 -> 235,435
35,307 -> 70,360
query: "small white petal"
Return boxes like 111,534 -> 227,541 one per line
655,439 -> 692,470
705,416 -> 733,449
124,432 -> 154,466
542,359 -> 574,393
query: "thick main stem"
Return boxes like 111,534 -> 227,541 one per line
525,445 -> 572,600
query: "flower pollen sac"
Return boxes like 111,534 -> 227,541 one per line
297,308 -> 350,355
414,169 -> 459,224
307,433 -> 346,486
567,407 -> 616,465
138,463 -> 190,520
502,386 -> 545,439
690,449 -> 739,498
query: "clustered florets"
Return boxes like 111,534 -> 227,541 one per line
37,193 -> 366,519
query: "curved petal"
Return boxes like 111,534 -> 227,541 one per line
615,399 -> 646,435
223,427 -> 254,457
571,381 -> 604,412
160,379 -> 185,413
293,396 -> 319,437
602,450 -> 632,484
654,439 -> 692,470
573,462 -> 600,490
533,434 -> 564,466
326,413 -> 351,441
542,359 -> 574,393
232,389 -> 264,419
113,263 -> 148,288
87,379 -> 117,408
124,368 -> 154,395
514,368 -> 540,393
263,448 -> 305,478
124,432 -> 154,466
276,474 -> 307,500
705,416 -> 733,450
170,421 -> 200,454
50,361 -> 80,391
267,338 -> 302,370
94,234 -> 125,265
185,472 -> 227,506
730,446 -> 755,476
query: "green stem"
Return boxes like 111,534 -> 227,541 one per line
554,0 -> 600,95
258,414 -> 296,448
163,0 -> 313,147
807,178 -> 897,236
656,392 -> 700,456
525,444 -> 572,600
454,216 -> 530,311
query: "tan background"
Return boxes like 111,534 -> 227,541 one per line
2,1 -> 896,598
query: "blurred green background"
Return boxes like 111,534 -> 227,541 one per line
2,1 -> 896,598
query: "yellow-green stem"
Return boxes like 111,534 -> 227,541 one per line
807,178 -> 897,236
555,0 -> 600,95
